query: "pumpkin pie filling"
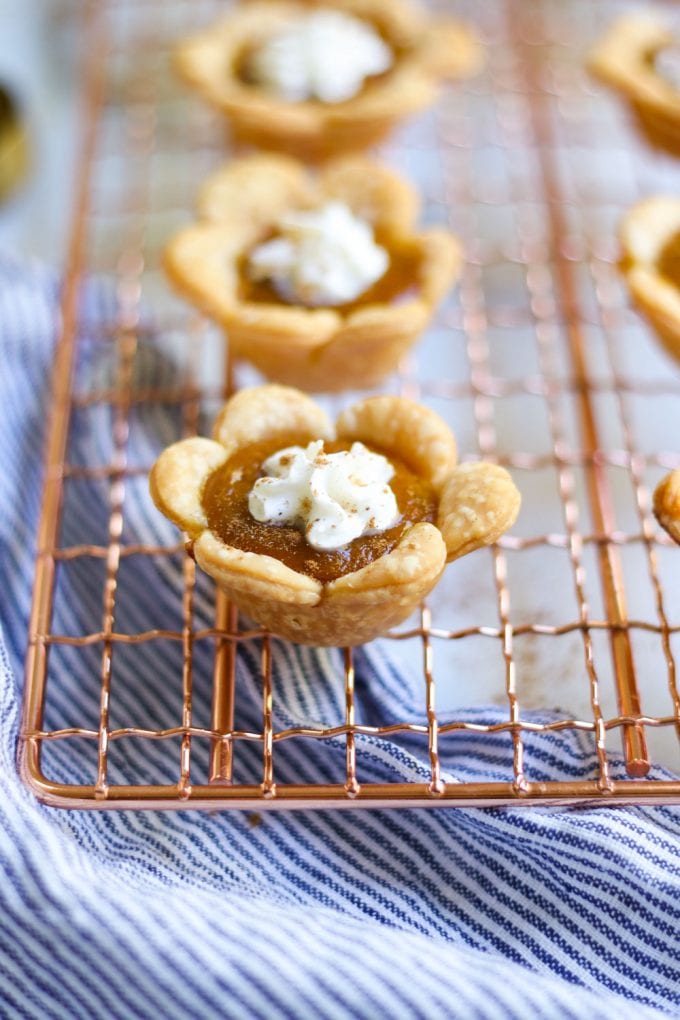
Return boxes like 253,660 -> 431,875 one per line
656,230 -> 680,289
201,435 -> 437,583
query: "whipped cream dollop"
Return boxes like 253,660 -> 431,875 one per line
248,440 -> 400,551
248,10 -> 393,104
248,200 -> 389,307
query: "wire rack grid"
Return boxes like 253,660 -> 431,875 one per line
19,0 -> 680,809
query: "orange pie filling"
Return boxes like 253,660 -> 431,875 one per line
200,436 -> 437,583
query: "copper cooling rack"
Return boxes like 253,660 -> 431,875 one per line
19,0 -> 680,808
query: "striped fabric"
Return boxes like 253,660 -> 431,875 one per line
0,259 -> 679,1019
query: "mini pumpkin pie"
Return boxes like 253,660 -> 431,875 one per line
589,16 -> 680,155
174,0 -> 482,159
164,153 -> 461,392
150,385 -> 521,646
654,468 -> 680,544
619,197 -> 680,362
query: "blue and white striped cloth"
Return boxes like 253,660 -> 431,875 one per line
0,259 -> 679,1019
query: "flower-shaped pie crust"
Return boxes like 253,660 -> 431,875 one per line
619,197 -> 680,362
164,154 -> 461,392
150,385 -> 521,646
589,16 -> 680,154
174,0 -> 482,158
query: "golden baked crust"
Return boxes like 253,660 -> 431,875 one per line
619,197 -> 680,362
174,0 -> 482,159
654,468 -> 680,545
164,153 -> 461,392
438,462 -> 521,562
149,385 -> 521,646
589,16 -> 680,154
654,469 -> 680,545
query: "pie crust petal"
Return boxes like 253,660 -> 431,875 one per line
438,462 -> 521,562
318,158 -> 419,235
413,229 -> 462,303
149,437 -> 229,536
589,16 -> 672,100
653,469 -> 680,545
589,16 -> 680,153
284,301 -> 428,393
198,154 -> 419,238
336,395 -> 458,491
194,530 -> 323,606
620,196 -> 680,361
418,20 -> 485,80
620,196 -> 680,264
211,384 -> 333,454
197,153 -> 309,227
